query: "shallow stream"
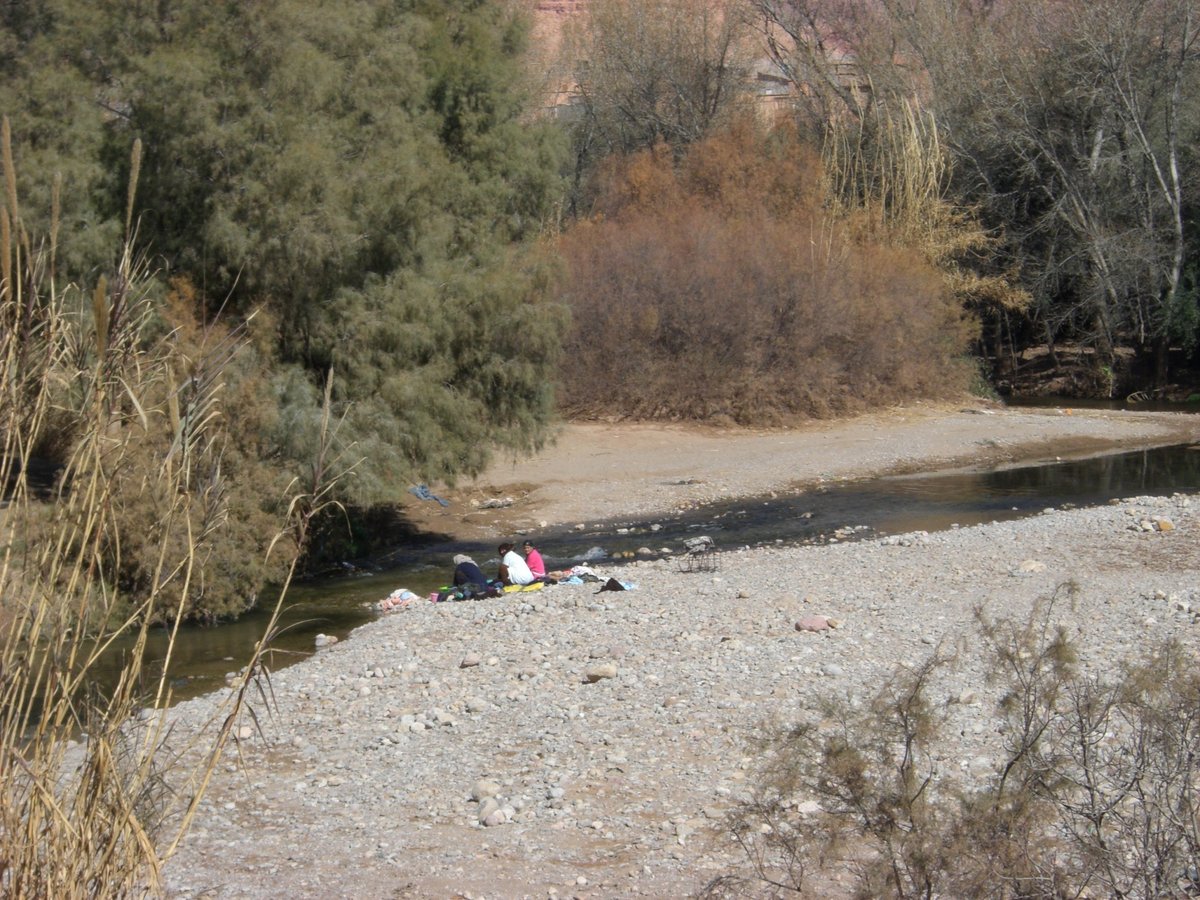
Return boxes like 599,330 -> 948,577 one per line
92,436 -> 1200,704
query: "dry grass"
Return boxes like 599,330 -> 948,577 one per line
823,100 -> 1030,319
0,118 -> 347,896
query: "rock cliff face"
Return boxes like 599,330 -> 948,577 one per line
528,0 -> 586,99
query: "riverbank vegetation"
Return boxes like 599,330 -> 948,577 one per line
747,0 -> 1200,397
2,0 -> 1200,605
3,2 -> 1198,891
557,117 -> 980,420
1,0 -> 567,605
0,127 -> 344,894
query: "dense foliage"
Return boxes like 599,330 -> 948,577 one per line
1,0 -> 567,505
7,0 -> 1199,618
560,0 -> 755,211
0,0 -> 567,614
751,0 -> 1200,394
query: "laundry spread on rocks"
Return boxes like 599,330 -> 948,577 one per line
372,539 -> 673,612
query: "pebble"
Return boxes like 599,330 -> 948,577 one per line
584,663 -> 618,683
472,780 -> 501,801
796,615 -> 834,632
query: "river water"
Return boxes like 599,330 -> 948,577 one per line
95,435 -> 1200,704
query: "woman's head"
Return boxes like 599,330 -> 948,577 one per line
453,554 -> 474,566
498,543 -> 514,554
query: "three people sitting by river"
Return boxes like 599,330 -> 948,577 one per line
417,543 -> 551,605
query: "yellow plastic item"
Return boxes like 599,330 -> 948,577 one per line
502,581 -> 545,594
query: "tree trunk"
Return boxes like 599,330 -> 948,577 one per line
1154,333 -> 1170,388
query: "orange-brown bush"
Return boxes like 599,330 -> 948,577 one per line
557,122 -> 978,422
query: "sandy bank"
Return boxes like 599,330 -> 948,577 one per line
403,403 -> 1200,540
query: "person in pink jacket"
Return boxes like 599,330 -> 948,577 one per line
522,540 -> 546,580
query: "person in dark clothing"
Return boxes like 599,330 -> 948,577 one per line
444,554 -> 494,602
453,554 -> 489,593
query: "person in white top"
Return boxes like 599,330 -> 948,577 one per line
497,542 -> 535,586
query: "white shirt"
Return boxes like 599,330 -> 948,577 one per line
502,550 -> 535,585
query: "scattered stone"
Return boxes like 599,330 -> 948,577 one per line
796,615 -> 833,632
478,798 -> 501,823
968,756 -> 994,776
157,489 -> 1200,897
471,780 -> 502,802
478,497 -> 514,509
585,663 -> 619,683
314,634 -> 338,648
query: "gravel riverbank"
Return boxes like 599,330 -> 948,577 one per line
162,487 -> 1200,898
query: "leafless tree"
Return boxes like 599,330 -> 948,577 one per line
749,0 -> 1200,386
562,0 -> 756,207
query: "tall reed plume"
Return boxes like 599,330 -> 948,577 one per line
0,118 -> 346,896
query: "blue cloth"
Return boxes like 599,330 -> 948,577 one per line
409,484 -> 449,507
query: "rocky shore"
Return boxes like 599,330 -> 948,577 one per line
162,484 -> 1200,898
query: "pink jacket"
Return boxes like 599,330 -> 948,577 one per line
524,548 -> 546,578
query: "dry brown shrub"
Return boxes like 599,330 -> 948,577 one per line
558,120 -> 975,422
709,588 -> 1200,899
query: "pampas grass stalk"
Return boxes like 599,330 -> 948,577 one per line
0,117 -> 341,897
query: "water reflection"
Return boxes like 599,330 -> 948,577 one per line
828,444 -> 1200,536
